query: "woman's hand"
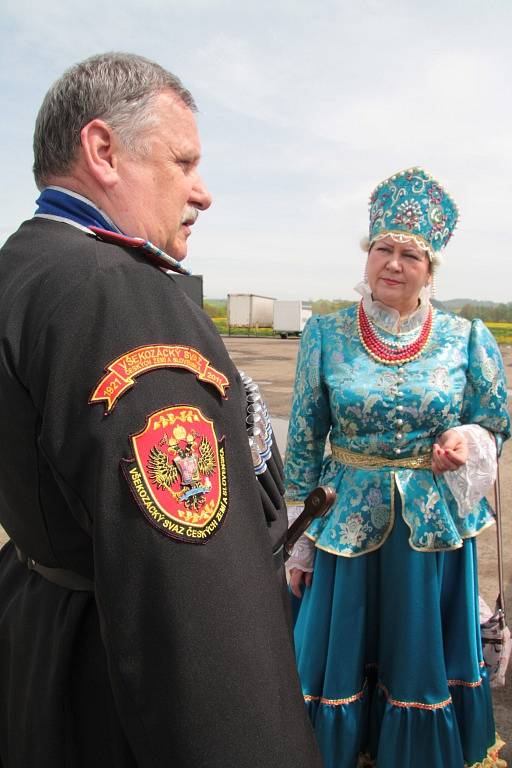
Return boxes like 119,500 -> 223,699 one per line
432,428 -> 469,474
289,568 -> 313,598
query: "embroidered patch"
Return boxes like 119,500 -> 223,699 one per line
90,345 -> 229,413
122,405 -> 228,543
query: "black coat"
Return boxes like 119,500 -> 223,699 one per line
0,218 -> 321,768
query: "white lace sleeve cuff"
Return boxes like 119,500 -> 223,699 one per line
286,504 -> 316,572
443,425 -> 497,517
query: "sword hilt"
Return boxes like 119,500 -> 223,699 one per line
284,485 -> 336,562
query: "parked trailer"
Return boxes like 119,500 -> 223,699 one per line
273,300 -> 312,338
227,294 -> 276,334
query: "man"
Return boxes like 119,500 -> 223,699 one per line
0,53 -> 321,767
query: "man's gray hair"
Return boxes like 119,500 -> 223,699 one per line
33,52 -> 197,189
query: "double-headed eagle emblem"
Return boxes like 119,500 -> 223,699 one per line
147,425 -> 216,510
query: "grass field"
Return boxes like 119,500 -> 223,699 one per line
213,318 -> 512,344
212,318 -> 274,336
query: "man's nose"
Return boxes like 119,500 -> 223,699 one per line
191,174 -> 212,211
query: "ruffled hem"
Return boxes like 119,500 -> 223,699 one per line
303,679 -> 503,768
465,735 -> 507,767
356,737 -> 507,768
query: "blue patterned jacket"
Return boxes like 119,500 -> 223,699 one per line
284,304 -> 510,556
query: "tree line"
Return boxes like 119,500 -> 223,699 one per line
203,299 -> 356,318
203,299 -> 512,323
311,300 -> 512,320
457,303 -> 512,323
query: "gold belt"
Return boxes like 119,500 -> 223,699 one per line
330,444 -> 432,470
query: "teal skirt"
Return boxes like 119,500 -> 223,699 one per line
291,505 -> 503,767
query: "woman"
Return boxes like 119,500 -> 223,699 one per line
285,167 -> 510,768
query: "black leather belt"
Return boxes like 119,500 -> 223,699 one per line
13,486 -> 335,590
15,546 -> 94,592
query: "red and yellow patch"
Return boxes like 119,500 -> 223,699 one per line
90,345 -> 229,413
122,405 -> 228,543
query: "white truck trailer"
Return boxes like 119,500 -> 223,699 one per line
227,294 -> 275,333
273,300 -> 312,338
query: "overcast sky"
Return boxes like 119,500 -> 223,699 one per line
1,0 -> 511,301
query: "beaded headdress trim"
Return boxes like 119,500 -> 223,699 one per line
366,167 -> 459,264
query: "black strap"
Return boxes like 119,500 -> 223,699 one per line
492,442 -> 506,628
15,546 -> 94,592
273,544 -> 284,571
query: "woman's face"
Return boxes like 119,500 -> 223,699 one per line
366,237 -> 431,316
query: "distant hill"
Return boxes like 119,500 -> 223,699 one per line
439,298 -> 500,310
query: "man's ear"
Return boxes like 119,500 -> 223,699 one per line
80,119 -> 120,188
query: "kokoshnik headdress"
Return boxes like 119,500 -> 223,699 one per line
365,167 -> 459,266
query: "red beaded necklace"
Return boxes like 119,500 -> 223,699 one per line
357,301 -> 433,365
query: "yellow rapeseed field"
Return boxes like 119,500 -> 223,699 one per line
212,318 -> 512,343
485,322 -> 512,345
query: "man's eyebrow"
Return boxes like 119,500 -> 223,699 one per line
178,150 -> 201,163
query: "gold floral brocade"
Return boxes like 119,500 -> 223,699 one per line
285,307 -> 510,554
330,443 -> 432,470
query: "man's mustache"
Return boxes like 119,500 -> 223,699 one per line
181,206 -> 199,226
